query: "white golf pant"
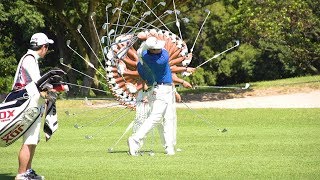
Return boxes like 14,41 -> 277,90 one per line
132,84 -> 175,148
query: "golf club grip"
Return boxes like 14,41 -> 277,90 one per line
36,69 -> 66,89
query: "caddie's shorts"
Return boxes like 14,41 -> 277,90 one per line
23,116 -> 41,145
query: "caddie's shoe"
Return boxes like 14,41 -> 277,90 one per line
26,169 -> 44,180
165,146 -> 175,156
128,136 -> 140,156
15,169 -> 44,180
15,173 -> 30,180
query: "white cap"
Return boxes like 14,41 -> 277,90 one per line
145,37 -> 165,49
30,33 -> 54,46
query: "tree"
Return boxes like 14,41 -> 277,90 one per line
0,0 -> 46,94
223,0 -> 320,79
25,0 -> 191,97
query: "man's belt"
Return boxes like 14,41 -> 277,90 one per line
156,82 -> 172,86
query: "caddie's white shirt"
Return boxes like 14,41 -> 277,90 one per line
12,49 -> 41,90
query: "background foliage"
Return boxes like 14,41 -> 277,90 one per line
0,0 -> 319,95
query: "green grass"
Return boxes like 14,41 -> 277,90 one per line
250,75 -> 320,89
177,75 -> 320,94
1,102 -> 320,179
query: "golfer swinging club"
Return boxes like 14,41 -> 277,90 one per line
128,37 -> 176,156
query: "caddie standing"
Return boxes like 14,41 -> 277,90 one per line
13,32 -> 54,180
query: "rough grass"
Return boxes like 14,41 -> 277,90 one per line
1,103 -> 320,179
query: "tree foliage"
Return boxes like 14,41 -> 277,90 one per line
224,0 -> 320,79
0,0 -> 319,95
0,0 -> 46,93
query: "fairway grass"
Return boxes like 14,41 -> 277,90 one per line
1,102 -> 320,179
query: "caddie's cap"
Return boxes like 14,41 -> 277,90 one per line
145,37 -> 165,49
30,33 -> 54,46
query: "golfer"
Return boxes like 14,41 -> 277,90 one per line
13,32 -> 53,180
128,37 -> 176,156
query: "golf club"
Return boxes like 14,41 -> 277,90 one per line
59,58 -> 108,87
85,109 -> 133,139
90,12 -> 107,65
181,100 -> 227,133
173,0 -> 183,41
194,83 -> 250,90
105,3 -> 113,46
74,107 -> 127,129
108,120 -> 134,152
76,24 -> 105,69
190,9 -> 211,53
135,0 -> 172,33
66,40 -> 107,79
196,40 -> 240,68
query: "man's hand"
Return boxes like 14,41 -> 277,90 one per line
186,67 -> 196,73
143,82 -> 149,91
175,92 -> 181,102
40,91 -> 57,102
182,80 -> 192,88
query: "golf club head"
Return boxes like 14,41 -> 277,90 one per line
149,151 -> 155,156
235,40 -> 240,47
108,29 -> 115,37
74,124 -> 82,129
174,9 -> 181,15
121,0 -> 128,5
85,135 -> 93,139
220,128 -> 228,133
181,18 -> 190,23
143,11 -> 151,17
77,24 -> 82,32
205,9 -> 211,14
159,2 -> 166,6
165,10 -> 174,14
112,8 -> 119,14
91,12 -> 96,19
59,58 -> 64,65
108,148 -> 114,153
66,40 -> 71,47
102,23 -> 108,30
242,83 -> 250,90
106,3 -> 112,10
176,148 -> 182,152
101,36 -> 106,43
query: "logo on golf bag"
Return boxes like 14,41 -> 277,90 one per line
23,107 -> 40,123
1,124 -> 24,143
0,110 -> 15,122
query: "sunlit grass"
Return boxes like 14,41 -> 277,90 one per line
1,105 -> 320,179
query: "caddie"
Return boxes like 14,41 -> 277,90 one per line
12,32 -> 54,180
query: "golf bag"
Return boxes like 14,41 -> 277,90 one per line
0,69 -> 66,147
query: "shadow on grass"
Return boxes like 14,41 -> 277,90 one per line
108,150 -> 156,154
107,150 -> 128,154
0,173 -> 15,180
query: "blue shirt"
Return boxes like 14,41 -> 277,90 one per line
140,49 -> 172,84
